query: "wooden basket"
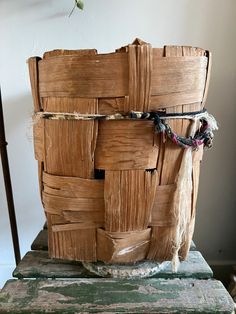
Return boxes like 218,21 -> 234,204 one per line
29,39 -> 211,264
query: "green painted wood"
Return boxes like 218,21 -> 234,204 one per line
0,278 -> 234,313
31,229 -> 197,252
13,250 -> 213,279
155,250 -> 212,279
13,250 -> 97,279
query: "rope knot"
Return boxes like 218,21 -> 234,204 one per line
151,113 -> 166,133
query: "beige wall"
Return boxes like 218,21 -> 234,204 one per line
0,0 -> 235,285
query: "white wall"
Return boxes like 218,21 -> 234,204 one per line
0,0 -> 235,286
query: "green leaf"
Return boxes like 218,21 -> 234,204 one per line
75,0 -> 84,10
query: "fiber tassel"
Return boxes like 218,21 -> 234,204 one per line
172,252 -> 180,273
171,121 -> 196,271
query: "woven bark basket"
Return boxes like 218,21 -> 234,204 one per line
29,39 -> 211,264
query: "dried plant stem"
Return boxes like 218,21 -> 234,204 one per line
68,2 -> 76,18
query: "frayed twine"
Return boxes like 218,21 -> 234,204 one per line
34,109 -> 218,149
152,111 -> 218,149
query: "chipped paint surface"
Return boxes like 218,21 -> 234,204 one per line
13,250 -> 213,279
0,278 -> 234,313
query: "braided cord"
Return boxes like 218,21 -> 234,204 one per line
130,109 -> 218,149
152,114 -> 216,149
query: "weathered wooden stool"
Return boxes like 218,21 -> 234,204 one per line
0,225 -> 234,313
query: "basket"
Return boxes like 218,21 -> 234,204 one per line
29,39 -> 212,264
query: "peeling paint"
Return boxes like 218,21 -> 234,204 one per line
0,279 -> 234,313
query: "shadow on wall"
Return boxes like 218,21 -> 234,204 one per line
0,0 -> 52,17
0,0 -> 71,21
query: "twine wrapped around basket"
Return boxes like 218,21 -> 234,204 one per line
29,39 -> 216,266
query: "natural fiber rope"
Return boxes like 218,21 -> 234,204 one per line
35,109 -> 208,121
34,109 -> 218,149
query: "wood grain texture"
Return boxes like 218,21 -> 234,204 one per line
42,97 -> 98,178
95,120 -> 158,170
97,228 -> 151,263
30,228 -> 197,253
38,52 -> 207,107
43,192 -> 104,216
28,56 -> 41,112
148,45 -> 205,262
48,214 -> 67,225
202,51 -> 212,105
150,184 -> 177,227
104,170 -> 157,231
127,42 -> 152,112
149,90 -> 204,110
99,89 -> 206,114
62,210 -> 104,225
0,279 -> 234,313
29,57 -> 45,198
39,53 -> 129,98
48,219 -> 97,261
43,172 -> 104,198
42,96 -> 98,113
98,97 -> 127,115
148,46 -> 187,261
151,57 -> 207,96
44,119 -> 98,177
38,54 -> 100,261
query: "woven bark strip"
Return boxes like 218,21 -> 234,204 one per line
28,57 -> 42,112
49,222 -> 97,261
149,184 -> 177,227
38,56 -> 207,107
29,57 -> 44,196
44,119 -> 97,178
43,172 -> 104,198
42,192 -> 104,214
95,120 -> 158,170
29,39 -> 212,264
147,45 -> 208,264
127,41 -> 152,112
104,170 -> 158,232
96,228 -> 151,263
39,54 -> 129,98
